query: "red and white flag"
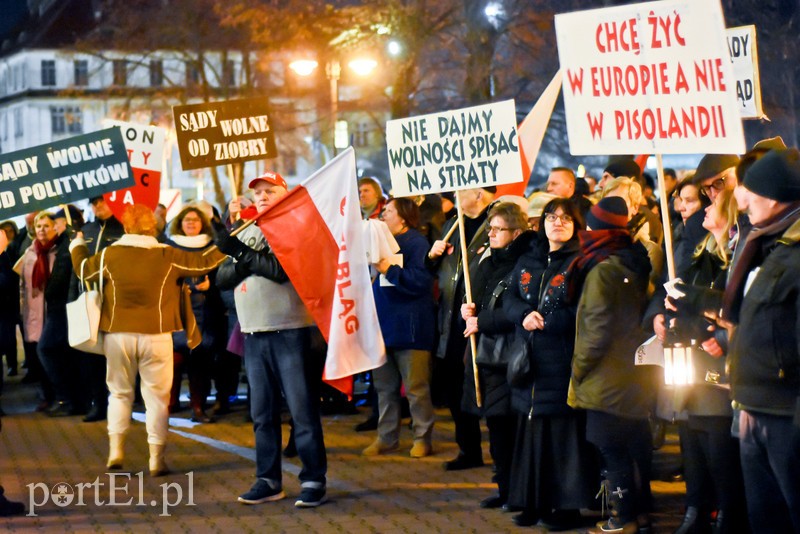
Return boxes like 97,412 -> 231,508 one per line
495,70 -> 563,198
255,147 -> 386,396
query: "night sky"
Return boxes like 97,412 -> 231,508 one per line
0,0 -> 28,41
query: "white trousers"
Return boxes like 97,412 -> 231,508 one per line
104,332 -> 173,445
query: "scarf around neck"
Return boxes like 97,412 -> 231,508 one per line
32,237 -> 57,291
721,203 -> 800,323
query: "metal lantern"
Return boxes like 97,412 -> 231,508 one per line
664,342 -> 695,386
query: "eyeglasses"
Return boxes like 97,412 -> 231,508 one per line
700,176 -> 727,197
544,213 -> 574,224
182,217 -> 201,223
487,225 -> 513,234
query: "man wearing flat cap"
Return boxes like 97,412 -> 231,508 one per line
721,148 -> 800,532
692,153 -> 740,203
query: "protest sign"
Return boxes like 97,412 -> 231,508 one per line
554,0 -> 746,155
0,128 -> 133,220
102,120 -> 166,219
386,99 -> 522,197
727,25 -> 764,119
172,97 -> 278,170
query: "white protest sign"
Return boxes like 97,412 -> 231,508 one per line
727,25 -> 764,119
386,99 -> 522,197
555,0 -> 745,155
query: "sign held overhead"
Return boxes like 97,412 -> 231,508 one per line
0,127 -> 133,220
555,0 -> 746,155
172,97 -> 278,170
386,99 -> 523,197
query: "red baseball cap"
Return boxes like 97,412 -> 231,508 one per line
248,171 -> 287,190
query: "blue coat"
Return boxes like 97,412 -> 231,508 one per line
372,229 -> 436,350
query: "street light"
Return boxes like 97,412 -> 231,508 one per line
289,56 -> 377,157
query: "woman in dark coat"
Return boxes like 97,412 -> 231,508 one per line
567,197 -> 653,533
504,198 -> 598,528
167,205 -> 226,423
363,198 -> 437,458
668,188 -> 747,533
460,201 -> 535,510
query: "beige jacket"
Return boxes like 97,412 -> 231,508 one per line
70,234 -> 226,335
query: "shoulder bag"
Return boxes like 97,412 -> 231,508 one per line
67,249 -> 106,355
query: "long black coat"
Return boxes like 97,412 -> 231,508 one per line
504,239 -> 581,416
462,231 -> 536,418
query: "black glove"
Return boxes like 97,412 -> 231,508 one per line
65,225 -> 79,241
215,230 -> 250,260
667,282 -> 723,319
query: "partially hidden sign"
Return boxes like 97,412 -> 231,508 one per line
554,0 -> 746,155
102,120 -> 166,219
386,99 -> 522,197
727,25 -> 764,120
172,97 -> 278,170
0,128 -> 133,220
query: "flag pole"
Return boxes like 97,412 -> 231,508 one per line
228,163 -> 241,222
455,194 -> 482,408
656,154 -> 676,280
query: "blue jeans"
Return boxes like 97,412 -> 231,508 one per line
739,409 -> 800,532
244,328 -> 326,488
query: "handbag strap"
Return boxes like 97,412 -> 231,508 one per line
80,248 -> 107,300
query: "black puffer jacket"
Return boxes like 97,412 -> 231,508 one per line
462,231 -> 536,418
504,239 -> 581,415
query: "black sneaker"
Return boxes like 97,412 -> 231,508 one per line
237,479 -> 285,505
294,486 -> 327,508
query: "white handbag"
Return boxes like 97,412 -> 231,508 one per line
67,249 -> 106,355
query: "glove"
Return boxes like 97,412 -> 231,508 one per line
667,282 -> 723,319
215,230 -> 250,260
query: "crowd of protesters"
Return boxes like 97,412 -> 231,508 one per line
0,140 -> 798,533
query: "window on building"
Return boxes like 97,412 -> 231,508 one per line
186,61 -> 201,86
353,121 -> 371,147
51,106 -> 83,135
112,60 -> 127,86
150,59 -> 163,87
14,108 -> 23,138
74,60 -> 89,86
41,60 -> 56,86
223,60 -> 236,87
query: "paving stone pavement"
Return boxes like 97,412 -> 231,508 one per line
0,374 -> 685,533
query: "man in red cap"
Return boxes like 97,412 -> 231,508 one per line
216,172 -> 327,509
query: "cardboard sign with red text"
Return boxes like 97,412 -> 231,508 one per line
554,0 -> 745,155
101,120 -> 165,219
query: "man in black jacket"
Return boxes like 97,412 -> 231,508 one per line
721,148 -> 800,533
426,186 -> 495,471
79,196 -> 125,422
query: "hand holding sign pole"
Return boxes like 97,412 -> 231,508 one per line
386,100 -> 524,407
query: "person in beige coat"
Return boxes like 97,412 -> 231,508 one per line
70,205 -> 226,476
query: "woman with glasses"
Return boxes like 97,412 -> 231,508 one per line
460,201 -> 536,510
504,198 -> 597,529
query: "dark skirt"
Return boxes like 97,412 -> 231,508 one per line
508,411 -> 599,511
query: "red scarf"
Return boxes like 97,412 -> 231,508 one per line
31,237 -> 56,291
566,229 -> 633,302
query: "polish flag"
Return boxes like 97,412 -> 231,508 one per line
495,70 -> 563,198
255,148 -> 386,396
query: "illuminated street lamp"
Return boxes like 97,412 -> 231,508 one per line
289,56 -> 378,156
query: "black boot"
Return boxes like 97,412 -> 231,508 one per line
601,471 -> 637,533
673,506 -> 710,534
